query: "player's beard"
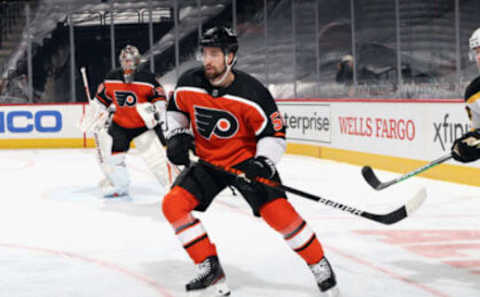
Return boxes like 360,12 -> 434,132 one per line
204,64 -> 227,82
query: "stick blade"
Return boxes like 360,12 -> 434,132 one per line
361,166 -> 382,189
405,187 -> 427,216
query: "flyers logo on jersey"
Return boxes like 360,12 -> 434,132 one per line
194,106 -> 239,139
115,91 -> 137,106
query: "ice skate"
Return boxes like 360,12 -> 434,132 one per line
309,257 -> 340,297
98,177 -> 113,189
186,256 -> 230,297
101,184 -> 129,198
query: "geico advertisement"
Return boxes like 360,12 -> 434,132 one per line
0,105 -> 83,138
277,102 -> 331,144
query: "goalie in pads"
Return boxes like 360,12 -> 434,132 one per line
80,45 -> 175,197
452,28 -> 480,163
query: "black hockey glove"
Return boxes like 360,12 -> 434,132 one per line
243,156 -> 276,181
451,129 -> 480,163
166,128 -> 195,166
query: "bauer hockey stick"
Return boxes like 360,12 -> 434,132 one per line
361,153 -> 452,191
199,160 -> 427,225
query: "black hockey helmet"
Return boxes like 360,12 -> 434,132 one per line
200,26 -> 238,54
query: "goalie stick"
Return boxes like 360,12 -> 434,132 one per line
199,160 -> 427,225
79,67 -> 115,164
361,153 -> 452,190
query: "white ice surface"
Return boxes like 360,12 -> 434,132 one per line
0,149 -> 478,297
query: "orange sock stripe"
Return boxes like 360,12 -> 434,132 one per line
184,233 -> 208,249
185,237 -> 217,264
260,198 -> 325,265
296,236 -> 324,265
260,198 -> 302,233
294,234 -> 316,252
284,221 -> 306,240
175,218 -> 200,234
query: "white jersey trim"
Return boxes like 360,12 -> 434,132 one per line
256,136 -> 286,164
167,111 -> 190,132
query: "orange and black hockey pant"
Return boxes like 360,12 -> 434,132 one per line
162,161 -> 325,264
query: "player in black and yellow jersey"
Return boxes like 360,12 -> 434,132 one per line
452,28 -> 480,163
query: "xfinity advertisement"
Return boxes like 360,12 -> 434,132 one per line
432,113 -> 471,152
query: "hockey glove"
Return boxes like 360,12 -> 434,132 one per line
243,156 -> 276,181
451,129 -> 480,163
166,128 -> 195,166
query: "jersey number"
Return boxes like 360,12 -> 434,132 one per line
115,91 -> 138,107
270,111 -> 284,131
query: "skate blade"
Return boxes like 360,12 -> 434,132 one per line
187,280 -> 231,297
323,286 -> 340,297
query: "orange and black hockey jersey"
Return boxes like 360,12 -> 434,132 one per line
168,67 -> 286,167
96,68 -> 166,129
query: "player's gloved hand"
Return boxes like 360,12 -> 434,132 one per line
451,129 -> 480,163
166,128 -> 195,166
243,156 -> 276,181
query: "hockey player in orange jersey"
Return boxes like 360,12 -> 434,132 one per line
81,45 -> 172,197
162,26 -> 339,297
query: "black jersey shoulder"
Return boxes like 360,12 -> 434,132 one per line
104,68 -> 158,86
176,66 -> 207,89
228,69 -> 274,105
105,68 -> 124,80
133,70 -> 159,86
176,67 -> 274,106
465,75 -> 480,102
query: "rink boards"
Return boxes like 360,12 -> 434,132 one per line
0,99 -> 478,186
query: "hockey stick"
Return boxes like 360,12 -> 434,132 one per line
199,160 -> 427,225
361,153 -> 452,191
79,67 -> 113,163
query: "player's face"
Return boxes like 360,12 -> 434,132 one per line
474,47 -> 480,69
122,58 -> 135,73
201,47 -> 227,80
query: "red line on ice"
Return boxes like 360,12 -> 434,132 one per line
0,243 -> 174,297
326,245 -> 453,297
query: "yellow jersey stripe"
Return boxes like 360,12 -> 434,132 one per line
466,91 -> 480,104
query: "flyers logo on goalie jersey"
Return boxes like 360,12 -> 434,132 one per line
115,91 -> 137,106
95,69 -> 166,129
194,106 -> 239,139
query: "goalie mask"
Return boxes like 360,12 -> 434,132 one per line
119,45 -> 141,83
469,28 -> 480,71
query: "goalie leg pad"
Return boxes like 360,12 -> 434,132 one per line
134,130 -> 173,186
260,198 -> 324,265
95,127 -> 113,174
102,152 -> 130,197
